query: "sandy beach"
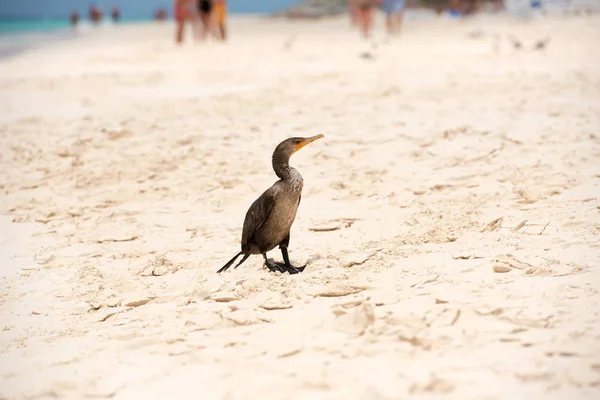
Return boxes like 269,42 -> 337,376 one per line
1,12 -> 599,399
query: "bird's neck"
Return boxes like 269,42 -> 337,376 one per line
273,160 -> 302,184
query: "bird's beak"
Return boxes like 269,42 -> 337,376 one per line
294,134 -> 324,152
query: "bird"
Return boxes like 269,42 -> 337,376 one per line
532,37 -> 550,50
217,134 -> 324,275
508,35 -> 523,50
360,42 -> 378,60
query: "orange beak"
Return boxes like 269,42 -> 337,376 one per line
294,134 -> 324,152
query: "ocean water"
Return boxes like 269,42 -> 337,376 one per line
0,19 -> 71,35
0,17 -> 156,36
0,2 -> 291,58
0,30 -> 68,58
0,19 -> 77,58
0,18 -> 152,58
0,0 -> 298,57
0,0 -> 299,35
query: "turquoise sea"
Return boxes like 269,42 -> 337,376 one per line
0,17 -> 177,58
0,0 -> 299,35
0,17 -> 158,36
0,18 -> 152,58
1,19 -> 81,58
0,0 -> 298,57
0,19 -> 71,35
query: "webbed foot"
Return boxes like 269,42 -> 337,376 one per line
264,258 -> 286,273
272,261 -> 306,274
264,259 -> 306,274
285,263 -> 306,274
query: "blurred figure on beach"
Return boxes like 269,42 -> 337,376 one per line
89,4 -> 103,25
111,6 -> 121,23
195,0 -> 214,40
174,0 -> 192,44
70,10 -> 80,30
382,0 -> 405,35
351,0 -> 381,39
432,0 -> 446,15
154,8 -> 168,21
448,0 -> 464,16
348,0 -> 360,27
212,0 -> 228,41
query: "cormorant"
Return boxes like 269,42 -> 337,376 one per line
217,134 -> 324,274
509,35 -> 522,50
533,37 -> 550,50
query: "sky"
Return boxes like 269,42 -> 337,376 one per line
0,0 -> 300,19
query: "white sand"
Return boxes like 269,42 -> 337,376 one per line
1,13 -> 600,400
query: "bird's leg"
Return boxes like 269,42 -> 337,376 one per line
276,234 -> 305,274
280,247 -> 306,274
263,253 -> 286,273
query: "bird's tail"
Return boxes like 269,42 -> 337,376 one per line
217,251 -> 245,273
233,253 -> 251,269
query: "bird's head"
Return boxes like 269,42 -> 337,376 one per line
273,134 -> 324,161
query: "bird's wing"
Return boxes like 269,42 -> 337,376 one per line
241,187 -> 276,249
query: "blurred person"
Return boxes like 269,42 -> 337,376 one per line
381,0 -> 405,35
433,0 -> 446,15
460,0 -> 480,15
348,0 -> 359,27
89,5 -> 95,24
89,4 -> 103,25
195,0 -> 214,40
111,6 -> 121,23
212,0 -> 228,40
448,0 -> 463,17
352,0 -> 380,39
174,0 -> 192,44
70,10 -> 80,29
493,0 -> 505,11
154,8 -> 168,21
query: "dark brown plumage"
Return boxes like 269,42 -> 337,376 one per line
217,134 -> 324,274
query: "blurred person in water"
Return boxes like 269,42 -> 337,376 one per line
154,8 -> 168,21
70,10 -> 80,30
111,6 -> 121,23
89,4 -> 103,25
